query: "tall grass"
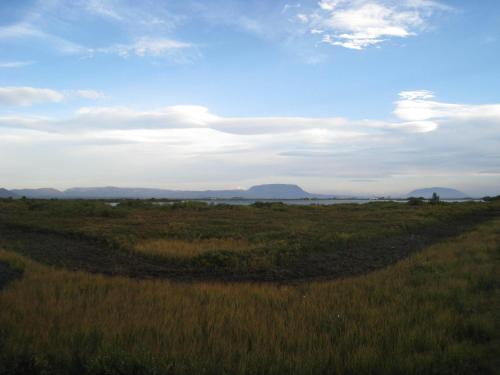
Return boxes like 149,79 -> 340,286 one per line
0,219 -> 498,374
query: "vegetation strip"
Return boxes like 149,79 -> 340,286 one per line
0,209 -> 496,283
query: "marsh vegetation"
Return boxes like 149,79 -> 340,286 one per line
0,199 -> 498,374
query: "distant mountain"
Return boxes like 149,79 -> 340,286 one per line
11,184 -> 334,199
407,187 -> 469,199
0,188 -> 17,198
11,188 -> 63,199
245,184 -> 316,199
63,187 -> 246,199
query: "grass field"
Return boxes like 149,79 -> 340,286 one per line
0,199 -> 497,281
0,199 -> 499,373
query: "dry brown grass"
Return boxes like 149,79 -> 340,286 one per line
134,237 -> 260,258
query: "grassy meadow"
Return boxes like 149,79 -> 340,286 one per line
0,199 -> 499,373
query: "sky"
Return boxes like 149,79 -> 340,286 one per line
0,0 -> 499,196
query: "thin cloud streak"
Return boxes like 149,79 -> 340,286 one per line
0,60 -> 35,68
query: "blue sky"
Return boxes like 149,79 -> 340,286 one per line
0,0 -> 499,196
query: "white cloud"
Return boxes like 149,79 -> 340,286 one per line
302,0 -> 449,50
73,105 -> 217,129
211,116 -> 350,135
394,90 -> 500,129
1,90 -> 499,195
3,90 -> 499,135
399,90 -> 435,100
0,87 -> 64,106
3,90 -> 498,137
0,115 -> 53,130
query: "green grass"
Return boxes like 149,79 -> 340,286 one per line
0,199 -> 493,245
0,216 -> 499,374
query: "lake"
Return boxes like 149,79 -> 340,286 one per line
106,198 -> 480,207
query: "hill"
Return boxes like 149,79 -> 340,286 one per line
11,188 -> 63,199
63,187 -> 247,199
0,188 -> 17,198
407,187 -> 469,199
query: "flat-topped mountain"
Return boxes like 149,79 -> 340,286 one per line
9,184 -> 334,200
407,187 -> 469,199
246,184 -> 312,199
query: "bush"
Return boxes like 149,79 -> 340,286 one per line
482,195 -> 500,202
171,201 -> 209,210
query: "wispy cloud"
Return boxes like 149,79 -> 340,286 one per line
82,0 -> 125,21
0,23 -> 89,55
0,0 -> 191,61
0,21 -> 195,62
282,4 -> 302,14
79,0 -> 181,30
96,37 -> 196,60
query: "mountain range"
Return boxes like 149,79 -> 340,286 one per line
0,185 -> 472,200
0,188 -> 17,199
3,184 -> 334,200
